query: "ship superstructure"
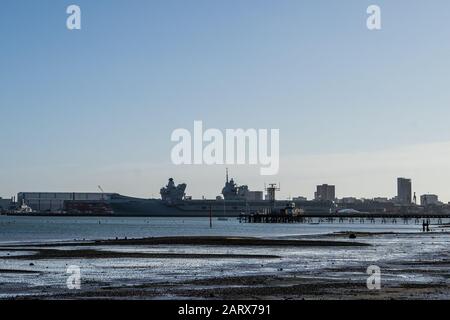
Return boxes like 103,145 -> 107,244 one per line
104,172 -> 332,217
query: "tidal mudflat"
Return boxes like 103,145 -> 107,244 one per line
0,231 -> 448,300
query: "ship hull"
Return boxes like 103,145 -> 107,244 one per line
107,195 -> 333,217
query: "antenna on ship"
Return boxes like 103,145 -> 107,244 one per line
224,168 -> 228,219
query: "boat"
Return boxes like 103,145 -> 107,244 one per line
96,172 -> 333,217
16,200 -> 34,214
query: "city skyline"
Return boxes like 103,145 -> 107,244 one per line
1,170 -> 446,205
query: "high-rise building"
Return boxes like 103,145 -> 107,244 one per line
397,178 -> 412,205
314,184 -> 335,202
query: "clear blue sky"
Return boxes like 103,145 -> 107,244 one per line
1,0 -> 450,200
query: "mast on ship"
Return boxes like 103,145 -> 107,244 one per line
223,168 -> 227,218
226,168 -> 229,184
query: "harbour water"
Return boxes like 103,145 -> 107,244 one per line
1,216 -> 447,244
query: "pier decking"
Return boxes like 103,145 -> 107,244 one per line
239,213 -> 450,224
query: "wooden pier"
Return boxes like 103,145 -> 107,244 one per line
239,213 -> 450,224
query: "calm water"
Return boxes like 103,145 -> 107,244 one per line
0,215 -> 447,244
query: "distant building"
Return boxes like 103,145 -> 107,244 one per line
339,197 -> 358,204
397,178 -> 412,205
373,197 -> 390,203
17,192 -> 113,212
0,197 -> 13,211
293,196 -> 307,201
420,194 -> 440,206
314,184 -> 335,202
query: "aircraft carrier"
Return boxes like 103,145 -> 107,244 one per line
7,171 -> 333,217
68,173 -> 334,217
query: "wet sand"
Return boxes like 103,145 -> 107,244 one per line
0,236 -> 367,261
34,268 -> 450,300
0,269 -> 41,274
0,247 -> 280,260
1,234 -> 449,300
3,236 -> 370,248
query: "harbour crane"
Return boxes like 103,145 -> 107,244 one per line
98,185 -> 105,200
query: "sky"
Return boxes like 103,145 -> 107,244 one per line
1,0 -> 450,201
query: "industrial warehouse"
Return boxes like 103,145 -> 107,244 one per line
17,192 -> 113,212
